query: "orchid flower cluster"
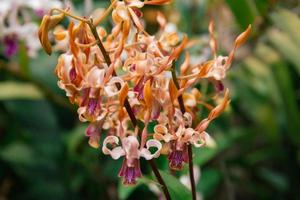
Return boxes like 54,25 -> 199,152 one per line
0,0 -> 62,58
38,0 -> 251,187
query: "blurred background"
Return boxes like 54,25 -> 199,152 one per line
0,0 -> 300,199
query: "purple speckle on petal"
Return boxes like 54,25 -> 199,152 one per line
85,123 -> 98,137
3,35 -> 18,58
133,76 -> 146,100
168,148 -> 188,170
151,103 -> 161,120
124,167 -> 136,185
215,81 -> 224,92
87,98 -> 98,115
69,68 -> 77,82
130,64 -> 136,72
80,88 -> 90,106
119,159 -> 142,185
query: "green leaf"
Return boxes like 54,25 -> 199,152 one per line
118,181 -> 141,200
241,55 -> 281,142
159,170 -> 192,200
226,0 -> 257,29
193,129 -> 245,166
118,177 -> 154,200
65,124 -> 87,155
4,100 -> 59,131
271,61 -> 300,145
193,147 -> 218,166
29,53 -> 60,92
197,169 -> 222,198
267,29 -> 300,75
258,168 -> 288,192
0,81 -> 43,100
271,9 -> 300,47
255,45 -> 300,145
254,0 -> 273,16
0,142 -> 35,166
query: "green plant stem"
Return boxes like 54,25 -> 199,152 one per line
87,18 -> 171,200
171,62 -> 196,200
149,159 -> 172,200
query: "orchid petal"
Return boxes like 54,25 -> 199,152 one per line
128,7 -> 144,32
182,93 -> 196,107
144,0 -> 171,5
202,132 -> 216,148
122,136 -> 140,160
183,112 -> 193,127
225,25 -> 252,69
102,136 -> 125,159
175,125 -> 184,138
153,124 -> 174,142
156,11 -> 166,29
85,123 -> 101,148
208,21 -> 218,58
85,66 -> 105,88
140,139 -> 162,160
168,79 -> 178,104
112,3 -> 130,23
195,118 -> 210,132
143,79 -> 153,109
104,77 -> 124,97
88,136 -> 101,149
110,146 -> 126,159
38,15 -> 52,55
208,89 -> 230,120
77,107 -> 88,122
181,128 -> 194,142
125,0 -> 145,8
190,132 -> 204,148
119,83 -> 129,106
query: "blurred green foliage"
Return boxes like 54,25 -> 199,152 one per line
1,0 -> 300,199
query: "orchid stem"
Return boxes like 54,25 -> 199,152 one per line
87,19 -> 171,200
87,18 -> 137,127
171,62 -> 197,200
188,145 -> 196,200
92,0 -> 117,26
171,62 -> 185,114
149,160 -> 172,200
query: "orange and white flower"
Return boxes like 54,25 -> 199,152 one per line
102,135 -> 162,185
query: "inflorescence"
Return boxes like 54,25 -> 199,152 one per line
38,0 -> 251,191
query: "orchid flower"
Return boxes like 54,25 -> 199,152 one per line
153,110 -> 205,170
206,22 -> 252,80
112,0 -> 171,35
102,135 -> 162,185
153,89 -> 229,170
0,0 -> 62,58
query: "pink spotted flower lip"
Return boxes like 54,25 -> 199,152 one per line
102,135 -> 162,185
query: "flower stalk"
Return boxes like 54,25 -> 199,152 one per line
171,62 -> 196,200
86,18 -> 138,127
